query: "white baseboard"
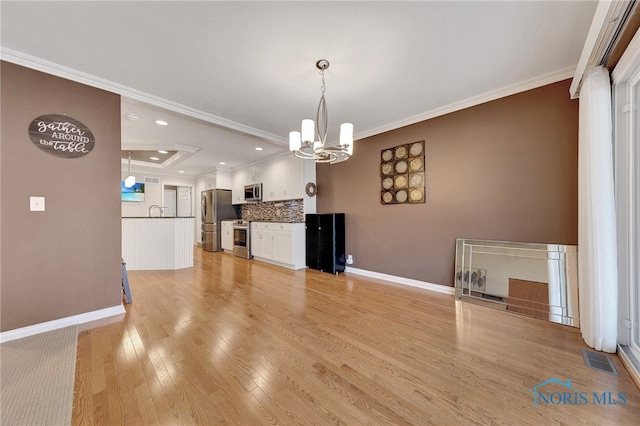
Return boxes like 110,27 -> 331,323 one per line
345,267 -> 455,295
0,304 -> 126,343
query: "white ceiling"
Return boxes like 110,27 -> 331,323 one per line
1,1 -> 598,178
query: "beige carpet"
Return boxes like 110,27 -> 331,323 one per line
0,325 -> 78,425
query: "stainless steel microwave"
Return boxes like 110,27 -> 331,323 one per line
244,183 -> 262,202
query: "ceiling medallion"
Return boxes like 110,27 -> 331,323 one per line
289,59 -> 354,164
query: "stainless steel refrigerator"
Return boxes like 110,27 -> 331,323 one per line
201,189 -> 236,252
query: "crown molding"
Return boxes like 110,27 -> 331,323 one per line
356,66 -> 576,141
2,47 -> 576,144
0,47 -> 286,145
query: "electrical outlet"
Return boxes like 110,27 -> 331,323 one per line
346,254 -> 354,265
30,196 -> 45,211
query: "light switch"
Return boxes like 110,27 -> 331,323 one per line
30,196 -> 45,211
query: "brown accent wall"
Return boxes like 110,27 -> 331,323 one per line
317,79 -> 578,287
1,62 -> 122,331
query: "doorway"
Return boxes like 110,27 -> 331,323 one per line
163,185 -> 192,217
612,44 -> 640,374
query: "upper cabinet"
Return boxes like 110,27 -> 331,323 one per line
216,170 -> 233,190
231,155 -> 315,205
284,155 -> 304,199
232,164 -> 263,204
263,155 -> 305,202
231,168 -> 246,204
262,157 -> 285,201
245,164 -> 262,184
199,170 -> 233,191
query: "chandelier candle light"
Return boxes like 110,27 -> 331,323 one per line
289,59 -> 354,164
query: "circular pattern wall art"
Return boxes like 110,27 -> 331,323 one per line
380,140 -> 425,205
305,182 -> 317,197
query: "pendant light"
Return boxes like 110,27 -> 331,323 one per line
124,151 -> 136,188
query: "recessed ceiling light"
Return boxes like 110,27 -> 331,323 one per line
179,170 -> 185,174
155,120 -> 168,126
157,150 -> 169,154
219,162 -> 226,165
255,147 -> 263,151
149,156 -> 160,161
125,113 -> 139,121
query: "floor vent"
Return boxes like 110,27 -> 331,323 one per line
581,349 -> 619,376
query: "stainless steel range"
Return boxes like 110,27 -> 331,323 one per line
232,220 -> 251,259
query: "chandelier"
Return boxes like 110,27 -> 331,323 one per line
289,59 -> 353,164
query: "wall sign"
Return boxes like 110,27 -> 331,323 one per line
28,114 -> 95,158
380,140 -> 425,204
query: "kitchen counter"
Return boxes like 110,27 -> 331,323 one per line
123,216 -> 196,219
245,219 -> 305,223
122,217 -> 194,270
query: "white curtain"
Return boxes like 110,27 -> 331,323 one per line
578,66 -> 618,353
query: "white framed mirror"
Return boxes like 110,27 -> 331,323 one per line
454,238 -> 579,327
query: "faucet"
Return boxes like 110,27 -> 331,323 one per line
148,204 -> 164,217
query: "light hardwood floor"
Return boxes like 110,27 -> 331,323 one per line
73,249 -> 640,425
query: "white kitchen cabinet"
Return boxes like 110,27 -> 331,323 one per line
221,220 -> 235,252
232,164 -> 263,203
262,155 -> 306,202
262,157 -> 285,201
271,228 -> 293,264
216,170 -> 233,190
284,155 -> 304,199
250,222 -> 271,259
250,222 -> 305,269
250,222 -> 263,257
231,169 -> 246,204
245,164 -> 262,184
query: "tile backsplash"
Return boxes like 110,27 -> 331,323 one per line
242,199 -> 305,222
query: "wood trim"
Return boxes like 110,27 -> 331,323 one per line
0,305 -> 125,343
346,266 -> 454,295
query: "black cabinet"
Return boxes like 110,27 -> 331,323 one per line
305,213 -> 345,274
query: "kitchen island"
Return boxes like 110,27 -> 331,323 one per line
122,217 -> 195,270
